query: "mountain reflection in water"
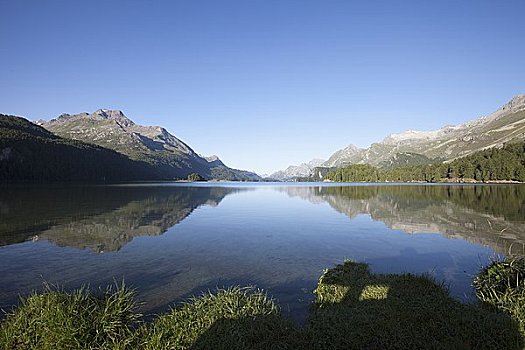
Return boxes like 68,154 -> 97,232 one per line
282,184 -> 525,256
0,185 -> 245,252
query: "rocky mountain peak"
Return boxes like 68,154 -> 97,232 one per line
343,144 -> 360,151
323,144 -> 365,167
92,109 -> 134,127
321,94 -> 525,169
157,126 -> 172,137
382,130 -> 440,145
53,113 -> 79,122
203,155 -> 225,167
503,95 -> 525,113
307,158 -> 325,167
204,155 -> 220,162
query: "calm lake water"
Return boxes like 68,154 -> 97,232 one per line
1,183 -> 524,323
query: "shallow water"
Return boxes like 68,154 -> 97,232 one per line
1,182 -> 524,323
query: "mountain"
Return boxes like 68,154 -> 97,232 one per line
269,158 -> 325,180
326,95 -> 525,167
322,141 -> 525,183
0,114 -> 162,182
39,109 -> 261,181
273,95 -> 525,179
323,144 -> 365,167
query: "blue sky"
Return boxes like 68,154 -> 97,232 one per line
1,0 -> 524,174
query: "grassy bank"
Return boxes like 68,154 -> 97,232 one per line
2,259 -> 524,349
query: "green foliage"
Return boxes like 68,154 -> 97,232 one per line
474,257 -> 525,334
0,287 -> 298,350
187,172 -> 206,181
327,164 -> 380,182
2,262 -> 524,349
325,141 -> 525,183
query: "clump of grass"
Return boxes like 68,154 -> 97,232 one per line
309,261 -> 523,349
0,282 -> 139,350
474,257 -> 525,333
139,286 -> 300,350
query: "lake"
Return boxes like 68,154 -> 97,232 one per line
1,182 -> 524,323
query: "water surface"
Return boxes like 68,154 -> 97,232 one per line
1,183 -> 524,323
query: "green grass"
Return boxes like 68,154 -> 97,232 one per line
138,287 -> 300,350
474,257 -> 525,334
0,282 -> 139,350
2,260 -> 524,349
308,261 -> 522,349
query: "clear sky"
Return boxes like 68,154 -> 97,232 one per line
1,0 -> 524,174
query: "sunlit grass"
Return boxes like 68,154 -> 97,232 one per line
0,282 -> 139,350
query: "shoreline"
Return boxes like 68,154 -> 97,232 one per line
2,258 -> 524,349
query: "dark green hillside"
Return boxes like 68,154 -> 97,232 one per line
0,115 -> 163,183
0,116 -> 58,139
209,166 -> 260,181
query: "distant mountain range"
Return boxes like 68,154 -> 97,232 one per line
269,159 -> 325,181
271,95 -> 525,180
37,109 -> 261,181
3,95 -> 525,183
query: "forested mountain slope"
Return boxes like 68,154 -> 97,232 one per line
0,114 -> 162,183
